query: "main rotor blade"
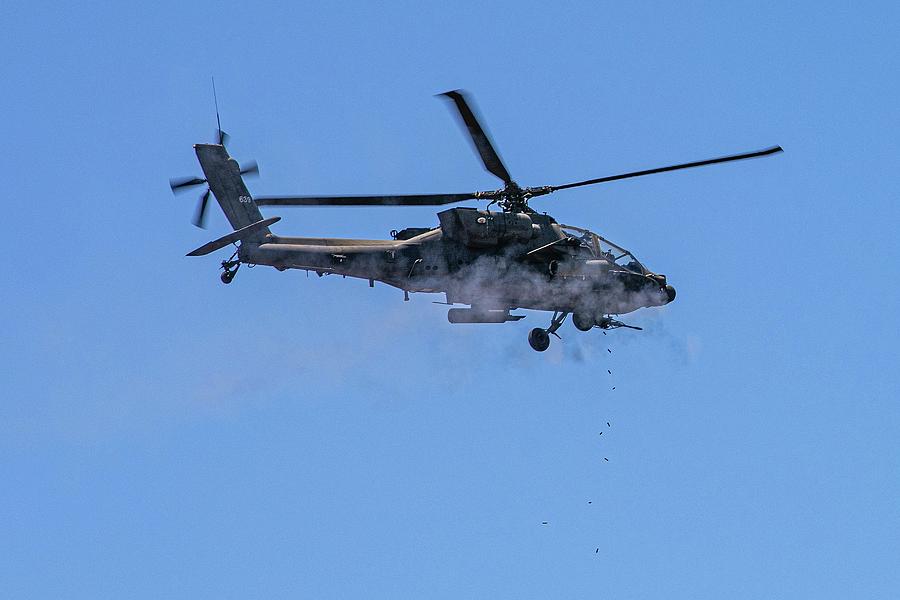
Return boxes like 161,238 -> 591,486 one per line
170,176 -> 207,193
545,146 -> 783,193
255,192 -> 486,207
439,90 -> 513,185
192,188 -> 211,228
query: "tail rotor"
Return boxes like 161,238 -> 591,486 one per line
168,79 -> 259,229
169,158 -> 259,228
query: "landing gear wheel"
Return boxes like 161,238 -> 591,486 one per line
528,327 -> 551,352
220,254 -> 240,285
572,312 -> 594,331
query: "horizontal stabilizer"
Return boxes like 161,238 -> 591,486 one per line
186,217 -> 280,256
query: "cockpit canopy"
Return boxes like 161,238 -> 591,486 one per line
559,224 -> 647,275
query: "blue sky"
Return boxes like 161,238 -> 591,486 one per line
2,1 -> 899,598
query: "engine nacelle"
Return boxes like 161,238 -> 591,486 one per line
438,207 -> 535,248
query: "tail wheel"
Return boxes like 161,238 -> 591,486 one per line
528,328 -> 551,352
220,271 -> 234,284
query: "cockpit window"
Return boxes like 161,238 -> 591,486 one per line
559,224 -> 646,274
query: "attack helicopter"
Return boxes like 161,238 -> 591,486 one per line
170,90 -> 781,351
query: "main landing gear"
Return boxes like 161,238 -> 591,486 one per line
220,249 -> 240,284
572,312 -> 594,331
528,311 -> 569,352
529,312 -> 644,351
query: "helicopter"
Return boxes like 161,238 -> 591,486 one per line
170,89 -> 781,351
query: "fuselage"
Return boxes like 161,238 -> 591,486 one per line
239,208 -> 675,318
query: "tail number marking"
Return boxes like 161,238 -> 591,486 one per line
239,195 -> 253,204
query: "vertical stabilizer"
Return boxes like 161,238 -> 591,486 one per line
194,144 -> 270,239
